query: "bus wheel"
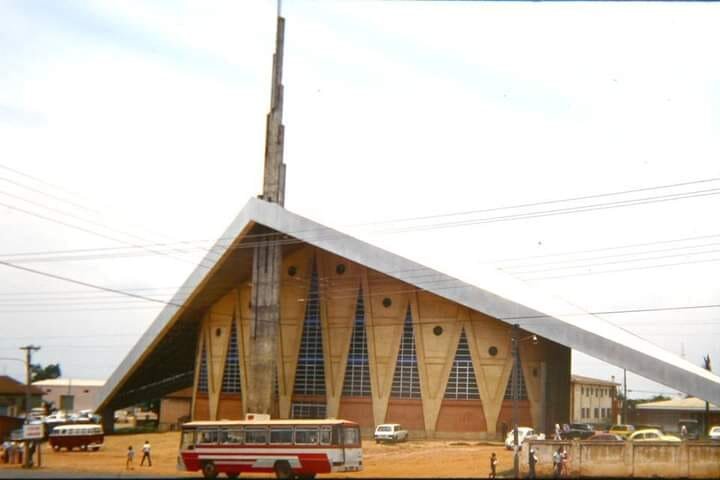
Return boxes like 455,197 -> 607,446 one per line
202,461 -> 218,479
226,473 -> 239,479
274,460 -> 294,479
298,475 -> 316,480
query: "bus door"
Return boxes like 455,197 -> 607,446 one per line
332,425 -> 345,464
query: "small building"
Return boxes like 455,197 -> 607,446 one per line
158,387 -> 192,431
33,379 -> 105,412
569,375 -> 620,426
633,396 -> 720,434
0,375 -> 43,417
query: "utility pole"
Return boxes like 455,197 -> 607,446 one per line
622,368 -> 628,424
247,3 -> 287,416
703,355 -> 712,437
20,345 -> 40,468
511,324 -> 520,479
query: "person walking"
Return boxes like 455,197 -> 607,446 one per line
126,445 -> 135,470
560,446 -> 570,477
140,440 -> 152,467
489,452 -> 498,479
554,423 -> 562,440
528,447 -> 539,479
552,447 -> 562,478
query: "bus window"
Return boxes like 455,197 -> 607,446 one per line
199,429 -> 219,444
294,428 -> 319,445
181,430 -> 195,449
270,428 -> 293,445
343,426 -> 360,447
320,427 -> 332,445
244,428 -> 268,445
224,429 -> 243,444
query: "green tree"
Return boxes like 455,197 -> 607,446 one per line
31,363 -> 61,381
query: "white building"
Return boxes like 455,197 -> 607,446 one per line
569,375 -> 620,425
33,379 -> 105,413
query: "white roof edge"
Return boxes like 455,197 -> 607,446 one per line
97,198 -> 720,410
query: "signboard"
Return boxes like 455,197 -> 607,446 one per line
23,423 -> 44,440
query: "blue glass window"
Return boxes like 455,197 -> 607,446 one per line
342,289 -> 370,397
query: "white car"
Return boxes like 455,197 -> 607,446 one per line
708,426 -> 720,441
505,427 -> 545,450
374,424 -> 408,443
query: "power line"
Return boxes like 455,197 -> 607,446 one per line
381,187 -> 720,233
364,176 -> 720,226
506,245 -> 720,275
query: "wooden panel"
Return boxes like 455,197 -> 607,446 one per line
467,309 -> 513,436
159,398 -> 191,426
385,400 -> 424,431
412,291 -> 462,435
217,395 -> 243,420
338,398 -> 374,430
435,400 -> 486,433
206,291 -> 235,420
363,270 -> 411,426
190,324 -> 206,420
277,246 -> 314,418
316,250 -> 362,418
194,395 -> 210,421
236,285 -> 252,418
496,400 -> 533,433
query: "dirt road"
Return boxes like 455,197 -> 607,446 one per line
1,432 -> 515,478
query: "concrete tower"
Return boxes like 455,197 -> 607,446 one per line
247,7 -> 286,415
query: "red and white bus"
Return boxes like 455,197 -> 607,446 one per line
178,416 -> 363,479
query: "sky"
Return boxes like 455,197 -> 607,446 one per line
1,0 -> 719,401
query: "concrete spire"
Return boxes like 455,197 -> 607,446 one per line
247,9 -> 287,416
261,10 -> 286,206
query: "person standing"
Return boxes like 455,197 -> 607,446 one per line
141,440 -> 152,467
528,448 -> 539,479
554,423 -> 562,440
126,445 -> 135,470
680,424 -> 688,440
489,452 -> 498,479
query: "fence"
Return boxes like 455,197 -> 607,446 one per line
521,440 -> 720,478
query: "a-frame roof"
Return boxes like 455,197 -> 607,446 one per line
96,198 -> 720,411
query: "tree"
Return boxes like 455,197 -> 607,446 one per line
31,363 -> 61,382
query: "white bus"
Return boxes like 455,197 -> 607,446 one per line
178,416 -> 362,479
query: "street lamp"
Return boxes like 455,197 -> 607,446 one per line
511,324 -> 538,479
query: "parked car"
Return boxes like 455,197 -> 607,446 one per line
628,429 -> 681,442
608,424 -> 635,439
587,433 -> 624,441
374,424 -> 408,443
505,427 -> 545,450
561,423 -> 595,440
708,426 -> 720,441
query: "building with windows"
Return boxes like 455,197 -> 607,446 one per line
95,199 -> 720,439
569,375 -> 619,425
93,11 -> 720,440
633,396 -> 720,434
33,378 -> 104,412
0,375 -> 43,417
